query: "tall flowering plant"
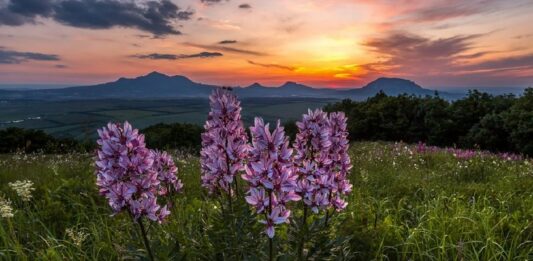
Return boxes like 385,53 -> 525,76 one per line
243,118 -> 301,238
95,121 -> 182,260
326,112 -> 352,211
200,89 -> 249,195
294,109 -> 332,213
243,118 -> 300,260
293,110 -> 353,260
152,150 -> 183,197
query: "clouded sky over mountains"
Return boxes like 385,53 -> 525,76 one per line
0,0 -> 532,88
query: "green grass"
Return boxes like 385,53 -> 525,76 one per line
0,142 -> 532,260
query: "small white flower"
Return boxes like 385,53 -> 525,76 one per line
0,196 -> 14,218
66,227 -> 89,247
8,180 -> 35,202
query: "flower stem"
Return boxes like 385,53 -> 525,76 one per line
298,205 -> 308,261
268,189 -> 274,261
228,190 -> 233,214
325,192 -> 332,226
269,237 -> 273,261
325,208 -> 330,227
234,176 -> 240,198
138,218 -> 155,261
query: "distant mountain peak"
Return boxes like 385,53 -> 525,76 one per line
280,81 -> 310,89
147,71 -> 167,77
128,71 -> 194,85
367,77 -> 421,88
358,77 -> 432,96
282,81 -> 297,86
248,82 -> 264,88
141,71 -> 170,79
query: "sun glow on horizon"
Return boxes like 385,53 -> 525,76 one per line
0,0 -> 532,88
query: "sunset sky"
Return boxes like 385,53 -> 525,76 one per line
0,0 -> 532,88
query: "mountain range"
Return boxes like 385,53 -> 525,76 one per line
0,71 -> 464,100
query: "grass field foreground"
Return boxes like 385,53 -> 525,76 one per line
0,142 -> 532,260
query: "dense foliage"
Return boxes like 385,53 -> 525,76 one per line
0,122 -> 203,154
324,88 -> 533,156
142,122 -> 203,152
1,142 -> 532,259
0,128 -> 92,153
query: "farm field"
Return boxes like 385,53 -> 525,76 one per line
0,98 -> 333,139
1,142 -> 532,260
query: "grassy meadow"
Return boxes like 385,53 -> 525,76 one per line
1,142 -> 532,260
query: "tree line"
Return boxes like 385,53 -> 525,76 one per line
0,122 -> 202,154
324,88 -> 532,156
0,128 -> 93,154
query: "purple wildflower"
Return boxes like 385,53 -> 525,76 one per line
497,152 -> 523,161
449,148 -> 477,160
243,118 -> 300,238
152,150 -> 183,196
294,109 -> 332,213
417,141 -> 427,154
95,121 -> 181,223
327,112 -> 352,211
200,89 -> 249,195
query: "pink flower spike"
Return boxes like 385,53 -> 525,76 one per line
326,112 -> 352,211
95,121 -> 182,224
294,109 -> 332,212
243,117 -> 299,238
200,89 -> 249,195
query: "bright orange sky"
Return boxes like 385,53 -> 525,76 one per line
0,0 -> 532,88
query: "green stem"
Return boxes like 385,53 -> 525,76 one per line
325,208 -> 330,226
234,175 -> 240,199
269,237 -> 273,261
268,190 -> 274,261
298,205 -> 308,261
138,218 -> 155,261
228,189 -> 233,214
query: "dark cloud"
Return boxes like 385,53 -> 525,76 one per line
247,60 -> 294,71
176,10 -> 194,20
0,0 -> 53,26
238,3 -> 251,9
8,0 -> 54,16
55,64 -> 68,68
53,0 -> 190,35
0,47 -> 60,64
218,40 -> 237,44
392,0 -> 519,25
185,42 -> 266,56
0,0 -> 194,36
182,52 -> 222,59
364,32 -> 479,57
363,32 -> 484,72
133,53 -> 178,60
462,54 -> 533,71
132,52 -> 223,60
407,4 -> 487,23
0,8 -> 34,26
362,31 -> 533,86
201,0 -> 228,5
